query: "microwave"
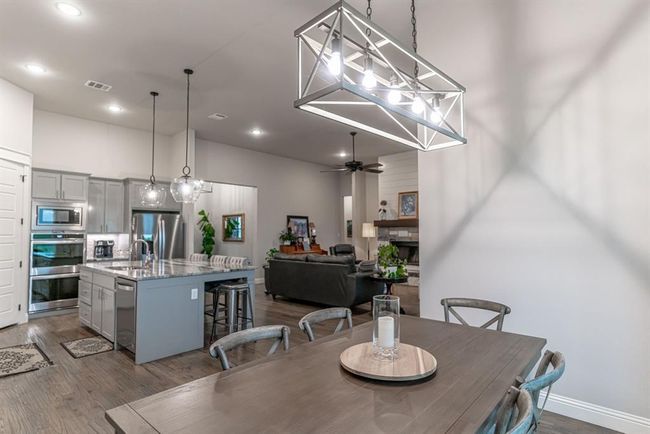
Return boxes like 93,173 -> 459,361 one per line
32,201 -> 86,231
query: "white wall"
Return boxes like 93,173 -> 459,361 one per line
0,79 -> 33,157
32,110 -> 177,179
193,182 -> 257,263
417,0 -> 649,430
378,151 -> 418,216
195,139 -> 341,277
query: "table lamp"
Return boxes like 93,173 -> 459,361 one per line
362,223 -> 376,260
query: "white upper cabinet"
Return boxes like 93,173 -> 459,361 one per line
60,174 -> 87,201
32,169 -> 88,201
32,170 -> 60,199
87,180 -> 105,233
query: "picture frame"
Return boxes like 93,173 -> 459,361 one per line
287,215 -> 310,238
397,191 -> 418,219
222,213 -> 245,242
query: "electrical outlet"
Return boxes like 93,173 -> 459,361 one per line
191,288 -> 198,300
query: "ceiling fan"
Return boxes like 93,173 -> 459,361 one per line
321,132 -> 384,174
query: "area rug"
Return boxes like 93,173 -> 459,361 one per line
61,336 -> 113,359
0,343 -> 53,378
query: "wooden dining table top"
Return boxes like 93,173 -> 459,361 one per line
106,316 -> 546,434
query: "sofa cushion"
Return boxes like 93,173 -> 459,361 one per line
357,260 -> 377,272
273,253 -> 308,261
307,254 -> 355,265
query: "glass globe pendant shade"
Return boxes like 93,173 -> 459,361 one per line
140,181 -> 167,208
170,175 -> 202,203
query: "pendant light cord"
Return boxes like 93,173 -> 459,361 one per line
150,91 -> 157,184
411,0 -> 419,80
182,69 -> 192,177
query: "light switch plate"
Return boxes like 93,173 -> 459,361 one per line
191,288 -> 198,300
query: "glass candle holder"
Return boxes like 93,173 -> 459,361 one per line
372,295 -> 400,360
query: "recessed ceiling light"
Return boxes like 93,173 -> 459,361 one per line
250,128 -> 263,136
25,64 -> 47,75
107,104 -> 123,113
55,2 -> 81,16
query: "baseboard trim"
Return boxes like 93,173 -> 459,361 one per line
254,277 -> 264,285
540,391 -> 650,434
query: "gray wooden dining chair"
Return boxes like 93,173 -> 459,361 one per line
208,325 -> 290,370
440,297 -> 511,331
518,350 -> 566,428
189,253 -> 208,262
298,307 -> 353,342
494,387 -> 534,434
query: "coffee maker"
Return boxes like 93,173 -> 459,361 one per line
94,240 -> 114,259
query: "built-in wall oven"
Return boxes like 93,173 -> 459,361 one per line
32,201 -> 86,232
29,232 -> 85,313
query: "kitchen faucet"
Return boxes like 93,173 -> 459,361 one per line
131,239 -> 154,267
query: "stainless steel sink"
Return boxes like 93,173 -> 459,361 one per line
106,265 -> 148,271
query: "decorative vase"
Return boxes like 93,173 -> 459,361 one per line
372,295 -> 400,360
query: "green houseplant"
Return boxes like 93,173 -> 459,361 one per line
377,244 -> 407,279
278,229 -> 297,245
197,210 -> 216,256
263,248 -> 279,294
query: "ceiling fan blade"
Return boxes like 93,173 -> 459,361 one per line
364,169 -> 384,174
320,168 -> 350,173
361,163 -> 383,169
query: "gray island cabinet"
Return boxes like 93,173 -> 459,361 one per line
79,260 -> 256,364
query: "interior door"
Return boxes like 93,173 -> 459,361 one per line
87,180 -> 105,233
61,174 -> 87,201
0,159 -> 25,328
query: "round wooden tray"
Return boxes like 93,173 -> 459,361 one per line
339,342 -> 437,382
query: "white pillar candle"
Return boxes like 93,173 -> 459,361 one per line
377,316 -> 395,348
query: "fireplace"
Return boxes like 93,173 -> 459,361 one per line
390,240 -> 419,265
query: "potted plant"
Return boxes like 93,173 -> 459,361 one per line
263,248 -> 279,294
197,210 -> 216,257
377,244 -> 407,279
278,229 -> 297,246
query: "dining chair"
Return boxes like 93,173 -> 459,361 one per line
440,297 -> 511,331
518,350 -> 566,427
189,253 -> 208,262
209,255 -> 228,267
208,325 -> 290,370
494,387 -> 534,434
227,256 -> 248,268
298,307 -> 352,342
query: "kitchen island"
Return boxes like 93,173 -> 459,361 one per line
78,260 -> 256,364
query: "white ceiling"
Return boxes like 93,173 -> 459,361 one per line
0,0 -> 419,165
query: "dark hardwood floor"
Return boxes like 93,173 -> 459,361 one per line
0,291 -> 616,433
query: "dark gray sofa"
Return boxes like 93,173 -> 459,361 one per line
267,253 -> 384,307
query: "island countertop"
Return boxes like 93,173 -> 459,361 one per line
80,259 -> 256,281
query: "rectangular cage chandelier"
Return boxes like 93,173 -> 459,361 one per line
294,1 -> 467,151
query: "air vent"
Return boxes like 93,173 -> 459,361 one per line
84,80 -> 112,92
208,112 -> 228,121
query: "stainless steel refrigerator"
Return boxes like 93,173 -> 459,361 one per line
131,212 -> 184,260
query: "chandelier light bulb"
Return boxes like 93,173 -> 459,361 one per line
362,55 -> 376,89
411,95 -> 425,114
387,75 -> 402,105
328,35 -> 342,76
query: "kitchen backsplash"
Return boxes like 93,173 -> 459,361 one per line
86,233 -> 130,261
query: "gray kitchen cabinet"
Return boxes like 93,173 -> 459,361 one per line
87,178 -> 125,233
91,285 -> 102,332
104,181 -> 124,232
87,180 -> 106,233
32,170 -> 60,199
61,174 -> 87,200
32,169 -> 89,200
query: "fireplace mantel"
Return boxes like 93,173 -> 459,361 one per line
373,219 -> 418,228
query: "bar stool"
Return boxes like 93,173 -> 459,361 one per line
209,282 -> 255,342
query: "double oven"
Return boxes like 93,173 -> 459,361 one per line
29,201 -> 86,313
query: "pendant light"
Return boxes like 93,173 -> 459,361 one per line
170,68 -> 203,203
139,91 -> 167,207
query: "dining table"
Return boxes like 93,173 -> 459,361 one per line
106,316 -> 546,433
